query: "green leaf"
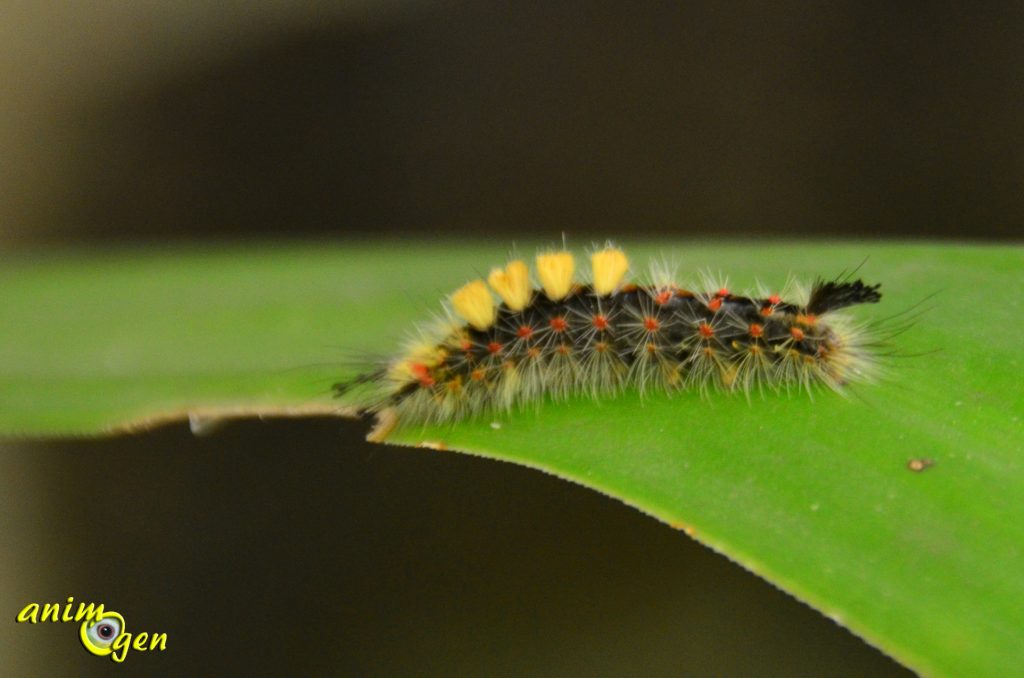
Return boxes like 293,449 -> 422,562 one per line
2,242 -> 1021,676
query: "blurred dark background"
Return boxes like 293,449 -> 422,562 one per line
1,1 -> 1022,245
2,1 -> 1018,674
2,420 -> 912,677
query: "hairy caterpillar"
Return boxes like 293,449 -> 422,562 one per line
335,246 -> 883,440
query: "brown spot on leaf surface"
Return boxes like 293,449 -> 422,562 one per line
670,521 -> 697,537
907,458 -> 935,473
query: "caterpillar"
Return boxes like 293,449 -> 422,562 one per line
334,246 -> 883,440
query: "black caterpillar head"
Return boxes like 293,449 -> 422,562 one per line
806,279 -> 882,315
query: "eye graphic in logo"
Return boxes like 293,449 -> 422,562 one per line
79,610 -> 125,656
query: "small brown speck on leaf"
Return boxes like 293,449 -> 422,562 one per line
907,458 -> 934,472
670,521 -> 697,537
